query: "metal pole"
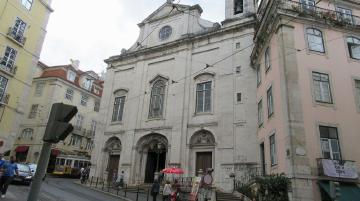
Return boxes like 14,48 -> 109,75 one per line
124,184 -> 127,197
27,142 -> 52,201
136,185 -> 139,201
156,151 -> 160,172
146,188 -> 150,201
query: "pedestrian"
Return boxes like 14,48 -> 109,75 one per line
158,172 -> 164,184
0,156 -> 19,198
151,179 -> 160,201
0,154 -> 5,178
162,180 -> 172,201
119,170 -> 124,187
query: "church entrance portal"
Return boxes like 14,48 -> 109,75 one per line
144,151 -> 166,183
104,137 -> 122,182
196,152 -> 212,176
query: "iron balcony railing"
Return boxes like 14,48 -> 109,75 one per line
0,94 -> 10,105
7,27 -> 27,45
278,0 -> 360,27
317,158 -> 358,180
0,59 -> 17,75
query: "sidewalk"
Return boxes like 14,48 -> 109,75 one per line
74,179 -> 163,201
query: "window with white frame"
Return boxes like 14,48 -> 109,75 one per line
91,120 -> 96,135
258,99 -> 264,127
21,128 -> 33,140
306,28 -> 325,53
0,76 -> 8,102
320,126 -> 341,160
234,0 -> 243,14
85,139 -> 93,150
83,78 -> 93,91
196,81 -> 212,113
65,88 -> 74,100
355,80 -> 360,110
336,7 -> 353,24
11,18 -> 26,42
67,70 -> 76,82
112,96 -> 125,122
34,82 -> 45,97
21,0 -> 33,10
346,36 -> 360,60
75,114 -> 84,130
28,104 -> 38,119
312,72 -> 332,103
1,46 -> 17,70
149,80 -> 166,118
80,94 -> 88,106
267,86 -> 274,117
94,101 -> 100,112
257,65 -> 261,86
270,134 -> 277,165
70,135 -> 82,147
300,0 -> 315,10
265,47 -> 271,71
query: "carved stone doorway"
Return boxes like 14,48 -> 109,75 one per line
104,137 -> 122,182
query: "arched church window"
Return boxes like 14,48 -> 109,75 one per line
149,80 -> 166,119
159,26 -> 172,40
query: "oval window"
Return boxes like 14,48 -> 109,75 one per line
159,26 -> 172,40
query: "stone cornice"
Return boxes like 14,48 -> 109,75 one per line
187,122 -> 218,128
134,126 -> 173,133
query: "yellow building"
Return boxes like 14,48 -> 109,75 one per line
0,0 -> 53,154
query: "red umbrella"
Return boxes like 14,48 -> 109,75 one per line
161,167 -> 184,174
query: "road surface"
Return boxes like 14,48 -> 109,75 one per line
3,176 -> 126,201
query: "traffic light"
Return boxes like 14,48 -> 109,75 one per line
43,103 -> 78,143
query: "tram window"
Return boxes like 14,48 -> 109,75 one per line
79,161 -> 84,168
74,160 -> 79,168
60,159 -> 65,166
55,158 -> 59,165
66,160 -> 72,166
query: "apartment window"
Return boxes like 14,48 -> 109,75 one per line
267,86 -> 274,117
256,66 -> 261,86
312,72 -> 332,103
336,7 -> 353,24
149,80 -> 166,118
11,18 -> 26,42
265,47 -> 271,72
67,70 -> 76,82
306,28 -> 325,53
112,96 -> 125,122
355,80 -> 360,110
21,0 -> 33,10
94,101 -> 100,112
320,126 -> 341,160
80,94 -> 88,106
1,46 -> 17,69
28,104 -> 38,119
91,120 -> 97,135
234,0 -> 243,14
0,76 -> 8,101
21,128 -> 33,140
196,81 -> 212,113
75,114 -> 84,130
346,37 -> 360,60
258,99 -> 263,127
236,42 -> 241,49
300,0 -> 315,10
237,93 -> 242,102
83,78 -> 93,91
236,66 -> 241,74
85,139 -> 93,150
70,135 -> 82,147
65,88 -> 74,100
270,134 -> 277,165
34,82 -> 45,97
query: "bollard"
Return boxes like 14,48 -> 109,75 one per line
102,180 -> 104,191
136,185 -> 140,201
90,176 -> 93,187
146,188 -> 149,201
108,182 -> 110,192
95,177 -> 99,188
124,184 -> 127,198
117,187 -> 119,195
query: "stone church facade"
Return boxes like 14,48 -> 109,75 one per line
91,0 -> 258,191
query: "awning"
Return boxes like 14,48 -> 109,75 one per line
51,149 -> 61,156
319,181 -> 360,201
15,146 -> 29,153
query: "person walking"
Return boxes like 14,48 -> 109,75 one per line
0,156 -> 18,198
151,179 -> 160,201
162,180 -> 172,201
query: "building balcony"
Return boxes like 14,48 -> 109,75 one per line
7,27 -> 27,46
317,158 -> 359,182
277,0 -> 360,27
0,94 -> 10,105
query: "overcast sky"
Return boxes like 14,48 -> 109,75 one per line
40,0 -> 225,74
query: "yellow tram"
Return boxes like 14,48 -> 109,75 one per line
53,155 -> 90,177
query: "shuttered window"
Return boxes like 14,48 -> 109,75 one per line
196,81 -> 212,113
313,72 -> 332,103
306,28 -> 325,53
112,96 -> 125,122
320,126 -> 341,160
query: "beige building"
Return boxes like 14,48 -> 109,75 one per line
12,61 -> 103,172
91,0 -> 259,192
0,0 -> 53,154
252,0 -> 360,200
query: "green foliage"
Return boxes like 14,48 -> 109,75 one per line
237,184 -> 256,199
255,174 -> 290,201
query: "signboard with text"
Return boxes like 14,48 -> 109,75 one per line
321,159 -> 358,179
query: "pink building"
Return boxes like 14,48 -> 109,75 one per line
252,0 -> 360,200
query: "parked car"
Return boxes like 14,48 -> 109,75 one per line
12,163 -> 32,185
28,163 -> 37,175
